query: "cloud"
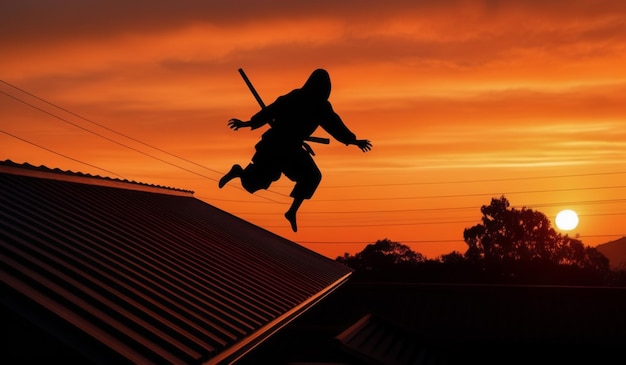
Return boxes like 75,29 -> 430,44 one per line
3,0 -> 626,194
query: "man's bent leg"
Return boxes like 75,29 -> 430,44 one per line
282,150 -> 322,232
285,197 -> 304,232
219,164 -> 243,188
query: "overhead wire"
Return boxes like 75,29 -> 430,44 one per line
5,81 -> 622,201
1,90 -> 221,181
2,81 -> 623,199
258,210 -> 626,229
0,129 -> 124,178
311,185 -> 626,202
1,80 -> 225,175
300,170 -> 626,188
2,80 -> 625,212
298,234 -> 625,246
0,82 -> 287,203
233,198 -> 626,215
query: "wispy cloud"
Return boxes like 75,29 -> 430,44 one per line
2,0 -> 625,257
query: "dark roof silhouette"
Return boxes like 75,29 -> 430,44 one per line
0,160 -> 352,364
335,313 -> 448,365
329,283 -> 626,364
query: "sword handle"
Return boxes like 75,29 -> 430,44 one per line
238,68 -> 266,108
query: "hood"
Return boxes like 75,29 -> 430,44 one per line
302,69 -> 331,100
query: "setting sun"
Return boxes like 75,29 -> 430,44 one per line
555,209 -> 579,231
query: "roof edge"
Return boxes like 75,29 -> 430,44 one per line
206,271 -> 352,365
0,160 -> 194,197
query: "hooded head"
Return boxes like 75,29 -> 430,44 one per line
302,68 -> 331,100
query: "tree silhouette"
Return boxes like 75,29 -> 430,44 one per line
463,196 -> 610,283
335,197 -> 614,284
337,238 -> 424,274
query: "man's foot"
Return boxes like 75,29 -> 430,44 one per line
219,164 -> 242,188
285,211 -> 298,232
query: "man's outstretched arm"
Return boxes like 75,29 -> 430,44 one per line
352,139 -> 372,152
227,118 -> 251,131
227,115 -> 268,130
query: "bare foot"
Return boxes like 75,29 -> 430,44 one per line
219,164 -> 242,188
285,211 -> 297,232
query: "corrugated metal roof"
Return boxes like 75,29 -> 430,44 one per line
0,160 -> 351,364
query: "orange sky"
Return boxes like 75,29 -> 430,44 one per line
2,0 -> 625,259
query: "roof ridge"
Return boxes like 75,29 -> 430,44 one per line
0,159 -> 194,196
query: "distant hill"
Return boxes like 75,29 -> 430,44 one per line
596,236 -> 626,269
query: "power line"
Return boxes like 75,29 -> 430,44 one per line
2,81 -> 624,207
250,210 -> 626,229
8,82 -> 624,205
1,90 -> 221,181
231,198 -> 626,215
3,85 -> 625,249
301,170 -> 626,189
299,239 -> 466,245
213,191 -> 626,215
1,80 -> 225,176
256,201 -> 626,228
0,84 -> 289,203
298,234 -> 626,246
312,185 -> 626,202
265,219 -> 476,228
0,129 -> 123,178
196,194 -> 286,204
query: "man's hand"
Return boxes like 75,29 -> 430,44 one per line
228,118 -> 250,131
355,139 -> 372,152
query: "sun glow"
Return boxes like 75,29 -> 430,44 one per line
555,209 -> 579,231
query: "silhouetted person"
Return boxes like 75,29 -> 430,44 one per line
219,69 -> 372,232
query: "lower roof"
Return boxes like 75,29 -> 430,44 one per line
0,161 -> 352,364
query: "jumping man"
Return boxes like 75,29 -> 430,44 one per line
219,69 -> 372,232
